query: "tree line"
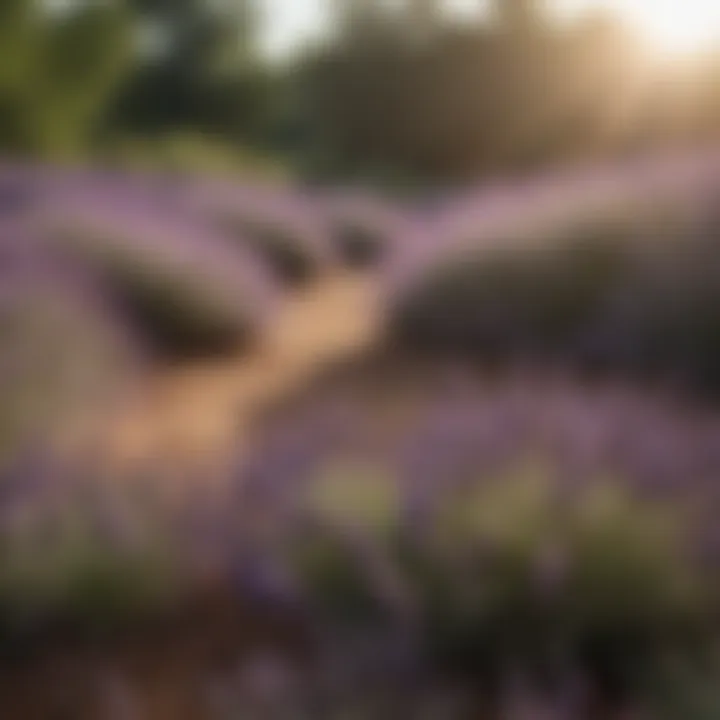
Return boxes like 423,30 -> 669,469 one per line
1,0 -> 719,182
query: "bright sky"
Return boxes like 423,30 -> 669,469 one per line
262,0 -> 324,58
558,0 -> 720,54
261,0 -> 481,58
261,0 -> 720,59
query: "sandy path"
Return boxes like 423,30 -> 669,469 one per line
66,272 -> 383,475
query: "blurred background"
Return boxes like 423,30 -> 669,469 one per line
2,2 -> 720,719
0,0 -> 719,183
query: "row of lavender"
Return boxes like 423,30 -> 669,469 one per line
1,154 -> 720,716
391,153 -> 720,401
0,164 -> 399,466
3,364 -> 720,716
228,363 -> 720,717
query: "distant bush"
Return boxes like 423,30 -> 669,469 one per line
217,213 -> 321,287
51,227 -> 256,360
391,211 -> 720,394
104,134 -> 290,182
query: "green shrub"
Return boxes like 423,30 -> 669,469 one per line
414,466 -> 708,701
105,134 -> 290,181
287,461 -> 714,706
304,461 -> 402,536
290,462 -> 404,621
644,651 -> 720,720
288,530 -> 384,623
0,506 -> 178,636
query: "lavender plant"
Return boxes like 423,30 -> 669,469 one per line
1,156 -> 720,717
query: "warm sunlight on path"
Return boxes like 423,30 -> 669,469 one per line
68,272 -> 383,475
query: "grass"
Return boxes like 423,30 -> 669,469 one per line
103,133 -> 291,182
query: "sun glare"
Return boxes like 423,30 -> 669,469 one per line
590,0 -> 720,55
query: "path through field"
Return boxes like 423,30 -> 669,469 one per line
63,151 -> 720,477
68,272 -> 383,475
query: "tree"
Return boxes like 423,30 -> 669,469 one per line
0,0 -> 132,157
114,0 -> 266,141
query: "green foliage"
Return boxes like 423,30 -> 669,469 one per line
295,1 -> 720,183
290,462 -> 404,620
0,0 -> 38,94
0,0 -> 132,157
304,461 -> 402,536
0,0 -> 269,159
113,0 -> 269,144
2,0 -> 720,175
289,530 -> 384,622
419,469 -> 706,698
106,133 -> 290,180
645,652 -> 720,720
288,461 -> 713,701
0,506 -> 177,634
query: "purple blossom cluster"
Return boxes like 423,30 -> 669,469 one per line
0,163 -> 404,460
225,365 -> 720,717
2,153 -> 720,716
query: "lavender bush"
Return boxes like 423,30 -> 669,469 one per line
50,225 -> 260,359
2,156 -> 720,717
390,192 -> 720,396
0,269 -> 136,467
230,362 -> 720,717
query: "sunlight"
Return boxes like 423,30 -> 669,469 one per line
261,1 -> 720,60
570,0 -> 720,55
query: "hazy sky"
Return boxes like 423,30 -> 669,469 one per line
262,0 -> 480,58
261,0 -> 720,59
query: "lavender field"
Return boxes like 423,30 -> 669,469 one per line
3,152 -> 720,719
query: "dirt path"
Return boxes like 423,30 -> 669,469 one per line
66,272 -> 383,475
9,271 -> 383,719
